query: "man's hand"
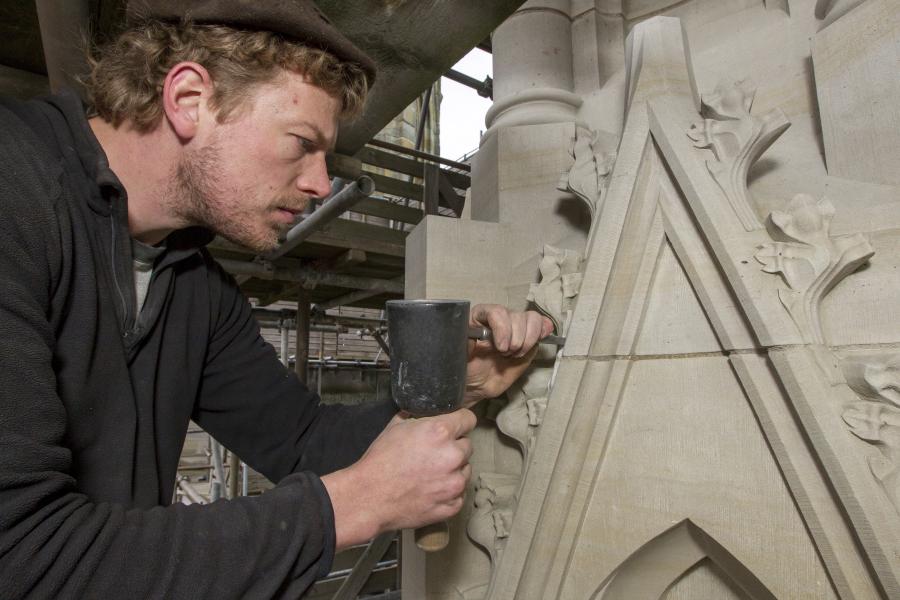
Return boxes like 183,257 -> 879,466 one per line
464,304 -> 554,406
321,409 -> 476,550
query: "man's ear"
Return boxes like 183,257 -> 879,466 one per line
162,62 -> 212,142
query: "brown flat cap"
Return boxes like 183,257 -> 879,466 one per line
127,0 -> 377,86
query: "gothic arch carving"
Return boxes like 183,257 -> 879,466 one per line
591,520 -> 776,600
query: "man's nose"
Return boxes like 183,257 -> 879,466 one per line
296,154 -> 332,200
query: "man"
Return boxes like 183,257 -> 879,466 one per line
0,1 -> 552,598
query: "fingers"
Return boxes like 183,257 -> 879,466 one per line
456,437 -> 473,464
437,460 -> 473,518
427,415 -> 473,474
430,407 -> 476,439
540,314 -> 555,338
470,304 -> 556,358
517,311 -> 545,358
436,495 -> 466,520
354,408 -> 478,534
470,304 -> 512,352
518,312 -> 554,357
420,415 -> 474,518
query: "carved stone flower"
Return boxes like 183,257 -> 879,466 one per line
702,79 -> 755,121
756,194 -> 832,289
527,245 -> 583,332
842,399 -> 900,513
842,355 -> 900,514
844,355 -> 900,409
755,193 -> 874,344
558,126 -> 616,217
687,79 -> 756,160
843,400 -> 899,443
686,79 -> 788,231
770,193 -> 832,247
866,359 -> 900,408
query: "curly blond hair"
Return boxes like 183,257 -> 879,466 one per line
83,19 -> 369,131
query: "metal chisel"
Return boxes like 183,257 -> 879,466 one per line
467,325 -> 566,347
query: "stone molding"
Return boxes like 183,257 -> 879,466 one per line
484,87 -> 583,133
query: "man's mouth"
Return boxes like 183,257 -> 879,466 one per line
275,206 -> 304,222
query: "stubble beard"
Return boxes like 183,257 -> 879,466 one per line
170,141 -> 286,253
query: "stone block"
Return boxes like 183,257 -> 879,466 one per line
405,216 -> 513,305
812,0 -> 900,186
472,121 -> 590,250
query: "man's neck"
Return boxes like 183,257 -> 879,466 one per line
89,118 -> 184,246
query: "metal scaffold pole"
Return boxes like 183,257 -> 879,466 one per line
295,289 -> 311,384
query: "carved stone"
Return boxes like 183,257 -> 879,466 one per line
498,365 -> 552,449
755,193 -> 874,344
558,126 -> 617,218
405,2 -> 900,598
687,79 -> 790,231
467,472 -> 520,568
592,520 -> 777,599
842,354 -> 900,514
816,0 -> 869,27
842,400 -> 900,514
843,355 -> 900,407
526,244 -> 583,332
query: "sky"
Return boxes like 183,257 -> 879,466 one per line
439,48 -> 494,162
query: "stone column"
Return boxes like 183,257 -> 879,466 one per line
470,0 -> 587,258
485,0 -> 580,133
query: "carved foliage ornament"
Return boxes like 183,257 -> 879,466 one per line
755,194 -> 874,345
467,473 -> 520,568
497,369 -> 552,462
688,79 -> 790,231
469,245 -> 584,573
469,368 -> 553,570
559,126 -> 617,218
716,78 -> 891,515
842,355 -> 900,514
526,244 -> 584,333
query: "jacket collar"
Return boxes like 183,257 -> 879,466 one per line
44,89 -> 123,217
158,227 -> 216,269
44,90 -> 215,257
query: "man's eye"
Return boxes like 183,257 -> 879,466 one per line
296,136 -> 315,154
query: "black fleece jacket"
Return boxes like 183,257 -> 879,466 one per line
0,91 -> 396,599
